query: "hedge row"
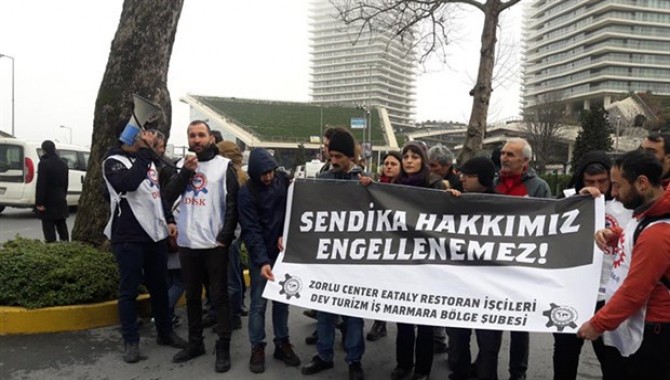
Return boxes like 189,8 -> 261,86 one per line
0,238 -> 119,309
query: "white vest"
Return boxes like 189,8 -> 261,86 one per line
599,200 -> 632,301
603,215 -> 670,356
103,155 -> 169,242
175,155 -> 230,249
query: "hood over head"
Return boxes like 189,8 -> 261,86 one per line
569,151 -> 612,192
248,148 -> 278,183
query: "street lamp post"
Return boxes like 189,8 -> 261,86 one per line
0,53 -> 15,137
60,125 -> 72,144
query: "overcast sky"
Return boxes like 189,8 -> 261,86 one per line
0,1 -> 522,148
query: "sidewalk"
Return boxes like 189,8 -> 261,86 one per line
0,306 -> 602,379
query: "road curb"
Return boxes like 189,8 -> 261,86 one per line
0,295 -> 152,335
1,269 -> 249,335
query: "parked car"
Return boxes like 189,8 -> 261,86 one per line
0,138 -> 89,213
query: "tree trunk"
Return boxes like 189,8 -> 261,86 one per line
72,0 -> 184,246
458,0 -> 501,163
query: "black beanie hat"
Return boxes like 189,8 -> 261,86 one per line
328,130 -> 355,158
458,156 -> 496,189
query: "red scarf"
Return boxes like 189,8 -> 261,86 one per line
495,173 -> 528,196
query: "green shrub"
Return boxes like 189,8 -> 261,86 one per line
0,237 -> 119,309
540,173 -> 572,197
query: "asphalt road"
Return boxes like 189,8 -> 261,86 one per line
0,207 -> 76,242
0,208 -> 603,379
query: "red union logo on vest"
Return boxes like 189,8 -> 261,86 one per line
184,197 -> 206,206
147,168 -> 159,185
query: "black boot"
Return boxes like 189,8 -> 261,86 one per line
173,341 -> 205,363
215,339 -> 231,373
366,320 -> 387,341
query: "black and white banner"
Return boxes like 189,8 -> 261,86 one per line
264,179 -> 605,333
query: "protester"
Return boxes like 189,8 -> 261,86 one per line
390,141 -> 445,380
304,125 -> 354,342
211,130 -> 224,144
318,126 -> 350,175
102,125 -> 187,363
553,151 -> 631,380
495,137 -> 551,380
35,140 -> 69,243
302,129 -> 366,380
426,144 -> 461,354
640,132 -> 670,188
218,140 -> 250,331
443,156 -> 503,380
153,130 -> 183,328
490,146 -> 502,173
362,150 -> 403,342
427,144 -> 463,191
378,150 -> 402,183
302,126 -> 344,326
238,148 -> 300,373
578,149 -> 670,379
166,120 -> 239,373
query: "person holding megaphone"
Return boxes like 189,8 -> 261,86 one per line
102,96 -> 188,364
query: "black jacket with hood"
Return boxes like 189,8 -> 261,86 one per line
238,148 -> 289,268
562,150 -> 612,200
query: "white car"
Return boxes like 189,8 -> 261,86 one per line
0,138 -> 89,213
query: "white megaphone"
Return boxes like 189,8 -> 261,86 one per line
119,94 -> 163,146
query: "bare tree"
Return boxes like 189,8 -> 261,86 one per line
522,94 -> 567,173
72,0 -> 185,246
334,0 -> 522,162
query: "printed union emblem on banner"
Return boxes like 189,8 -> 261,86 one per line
350,117 -> 366,129
264,180 -> 605,333
278,273 -> 303,300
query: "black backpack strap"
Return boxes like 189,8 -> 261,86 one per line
633,213 -> 670,290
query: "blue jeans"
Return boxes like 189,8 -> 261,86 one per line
228,238 -> 244,317
248,260 -> 289,347
112,241 -> 172,344
316,312 -> 365,364
167,269 -> 184,320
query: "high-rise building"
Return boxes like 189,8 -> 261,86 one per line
309,0 -> 416,130
522,0 -> 670,113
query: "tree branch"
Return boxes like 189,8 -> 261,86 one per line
501,0 -> 523,11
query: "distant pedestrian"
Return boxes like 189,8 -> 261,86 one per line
35,140 -> 69,243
